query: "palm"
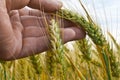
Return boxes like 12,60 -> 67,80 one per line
9,9 -> 52,59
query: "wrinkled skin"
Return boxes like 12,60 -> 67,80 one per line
0,0 -> 86,61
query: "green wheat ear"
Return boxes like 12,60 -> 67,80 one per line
56,9 -> 113,80
76,39 -> 102,67
45,19 -> 66,80
57,9 -> 106,46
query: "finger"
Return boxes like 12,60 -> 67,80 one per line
19,8 -> 75,27
10,10 -> 23,32
28,0 -> 62,12
21,16 -> 75,28
63,27 -> 86,43
19,8 -> 44,16
19,8 -> 59,17
6,0 -> 30,12
23,25 -> 86,39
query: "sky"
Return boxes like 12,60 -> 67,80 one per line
85,0 -> 120,41
62,0 -> 120,41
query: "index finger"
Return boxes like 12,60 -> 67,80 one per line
18,8 -> 75,28
28,0 -> 62,12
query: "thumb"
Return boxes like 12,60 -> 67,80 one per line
28,0 -> 62,12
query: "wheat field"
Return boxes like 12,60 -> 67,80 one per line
0,0 -> 120,80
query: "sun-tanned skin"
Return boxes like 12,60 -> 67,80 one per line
0,0 -> 86,61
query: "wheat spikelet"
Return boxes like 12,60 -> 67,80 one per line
76,39 -> 91,61
76,39 -> 102,67
30,55 -> 42,74
45,19 -> 66,80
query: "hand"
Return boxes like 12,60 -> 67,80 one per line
0,0 -> 86,61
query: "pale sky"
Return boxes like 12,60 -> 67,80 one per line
62,0 -> 120,41
85,0 -> 120,41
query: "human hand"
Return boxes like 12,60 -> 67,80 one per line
0,0 -> 86,60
